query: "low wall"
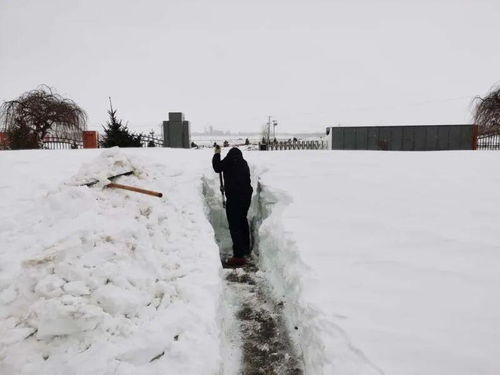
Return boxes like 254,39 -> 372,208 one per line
326,125 -> 477,151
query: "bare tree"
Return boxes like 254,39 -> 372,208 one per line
473,85 -> 500,135
0,85 -> 87,149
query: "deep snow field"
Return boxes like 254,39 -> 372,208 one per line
0,147 -> 499,375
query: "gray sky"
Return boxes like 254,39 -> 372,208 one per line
1,0 -> 499,133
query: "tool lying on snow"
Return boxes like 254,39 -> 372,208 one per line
82,171 -> 163,198
105,182 -> 162,197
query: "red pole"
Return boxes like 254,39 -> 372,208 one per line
471,124 -> 479,150
0,132 -> 9,149
82,131 -> 99,148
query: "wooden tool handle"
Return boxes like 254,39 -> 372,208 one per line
106,183 -> 163,198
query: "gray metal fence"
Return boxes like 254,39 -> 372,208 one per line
42,136 -> 83,149
267,140 -> 327,150
478,133 -> 500,150
140,134 -> 164,147
327,125 -> 477,151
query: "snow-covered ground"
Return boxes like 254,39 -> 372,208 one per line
1,147 -> 499,374
248,150 -> 500,375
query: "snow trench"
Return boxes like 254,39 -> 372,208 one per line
202,171 -> 304,375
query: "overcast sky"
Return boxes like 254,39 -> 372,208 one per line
1,0 -> 499,134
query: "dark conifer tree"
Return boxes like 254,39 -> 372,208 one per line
101,98 -> 142,148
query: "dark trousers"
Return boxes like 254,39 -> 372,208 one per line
226,194 -> 251,257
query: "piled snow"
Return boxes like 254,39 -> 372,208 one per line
246,150 -> 500,375
0,148 -> 223,375
66,148 -> 137,187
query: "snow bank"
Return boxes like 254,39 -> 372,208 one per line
0,148 -> 223,375
246,150 -> 500,375
252,169 -> 381,374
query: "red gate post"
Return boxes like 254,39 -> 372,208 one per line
0,132 -> 9,149
471,124 -> 479,150
82,131 -> 99,148
472,125 -> 479,150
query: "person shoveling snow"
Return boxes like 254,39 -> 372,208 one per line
212,145 -> 253,268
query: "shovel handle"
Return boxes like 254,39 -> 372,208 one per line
219,173 -> 226,208
106,183 -> 163,198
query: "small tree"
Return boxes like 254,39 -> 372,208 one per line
0,85 -> 86,149
101,98 -> 142,148
473,85 -> 500,135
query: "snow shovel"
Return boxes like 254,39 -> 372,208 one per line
219,173 -> 226,208
82,171 -> 163,198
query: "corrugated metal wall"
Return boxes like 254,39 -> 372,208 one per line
328,125 -> 476,151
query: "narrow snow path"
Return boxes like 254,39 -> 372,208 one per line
202,173 -> 304,374
224,264 -> 303,374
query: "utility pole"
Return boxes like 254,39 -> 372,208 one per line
267,115 -> 271,144
273,120 -> 278,140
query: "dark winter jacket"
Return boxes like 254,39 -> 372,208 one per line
212,148 -> 253,199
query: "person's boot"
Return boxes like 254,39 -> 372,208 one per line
223,256 -> 247,268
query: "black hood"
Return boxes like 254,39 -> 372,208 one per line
227,147 -> 243,160
212,146 -> 252,198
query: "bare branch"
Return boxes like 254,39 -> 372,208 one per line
473,84 -> 500,135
